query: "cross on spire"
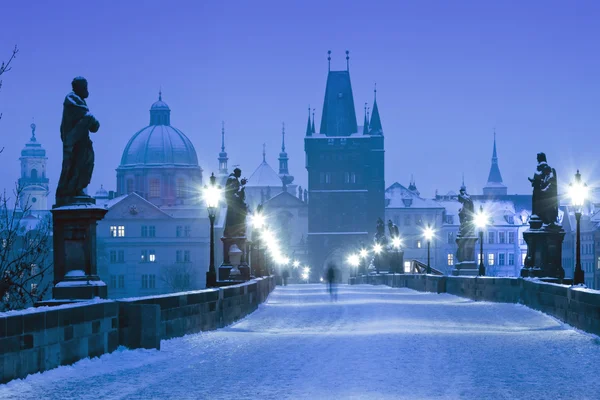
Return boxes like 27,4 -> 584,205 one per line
262,143 -> 266,163
281,122 -> 286,152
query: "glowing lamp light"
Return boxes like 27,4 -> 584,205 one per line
303,266 -> 310,274
391,237 -> 402,249
474,210 -> 488,229
302,272 -> 309,280
423,227 -> 435,241
569,170 -> 588,208
347,254 -> 360,267
203,174 -> 221,211
292,260 -> 300,268
373,243 -> 383,254
359,249 -> 368,259
251,213 -> 265,229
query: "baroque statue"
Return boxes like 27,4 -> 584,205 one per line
528,152 -> 559,227
56,77 -> 100,206
457,185 -> 475,236
375,217 -> 386,244
387,219 -> 399,238
224,168 -> 248,237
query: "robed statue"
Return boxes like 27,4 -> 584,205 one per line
457,186 -> 475,236
375,218 -> 386,244
387,219 -> 399,238
224,168 -> 248,237
56,77 -> 100,206
528,152 -> 559,226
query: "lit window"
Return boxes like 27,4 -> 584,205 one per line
118,275 -> 125,289
149,226 -> 156,237
498,253 -> 505,266
447,253 -> 454,266
488,253 -> 495,266
404,261 -> 411,273
112,226 -> 125,237
149,179 -> 160,198
508,253 -> 515,266
417,240 -> 422,249
141,250 -> 147,262
176,178 -> 185,198
110,226 -> 117,237
149,250 -> 156,263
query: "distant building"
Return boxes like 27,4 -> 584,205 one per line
18,123 -> 49,211
304,55 -> 386,279
96,93 -> 223,298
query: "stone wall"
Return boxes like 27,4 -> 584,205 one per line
350,274 -> 600,337
1,276 -> 275,383
0,301 -> 119,384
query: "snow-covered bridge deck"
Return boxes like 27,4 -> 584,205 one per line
3,284 -> 600,399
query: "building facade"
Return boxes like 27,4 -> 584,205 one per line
304,57 -> 386,279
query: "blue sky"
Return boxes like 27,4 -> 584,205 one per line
1,0 -> 599,203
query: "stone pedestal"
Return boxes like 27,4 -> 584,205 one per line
218,236 -> 250,282
51,198 -> 108,300
520,222 -> 565,281
452,236 -> 478,276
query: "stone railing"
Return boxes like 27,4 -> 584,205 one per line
1,276 -> 275,383
350,274 -> 600,337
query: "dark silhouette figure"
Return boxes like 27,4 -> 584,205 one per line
224,168 -> 248,237
282,268 -> 290,286
326,262 -> 337,301
457,186 -> 475,236
528,152 -> 559,227
56,77 -> 100,206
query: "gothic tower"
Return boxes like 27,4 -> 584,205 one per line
278,122 -> 294,189
304,51 -> 385,276
482,131 -> 507,196
18,123 -> 49,211
218,121 -> 229,184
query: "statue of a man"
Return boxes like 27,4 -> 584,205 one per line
529,152 -> 559,226
224,168 -> 248,237
375,218 -> 386,243
457,186 -> 475,236
56,77 -> 100,205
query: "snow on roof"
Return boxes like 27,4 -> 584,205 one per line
385,182 -> 442,209
247,161 -> 283,188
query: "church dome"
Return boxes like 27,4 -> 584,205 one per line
119,93 -> 199,167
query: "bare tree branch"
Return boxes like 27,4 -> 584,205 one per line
0,45 -> 18,123
159,263 -> 195,293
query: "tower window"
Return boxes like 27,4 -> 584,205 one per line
149,179 -> 160,198
30,169 -> 38,179
176,178 -> 185,198
126,179 -> 134,194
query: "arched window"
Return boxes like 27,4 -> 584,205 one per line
30,169 -> 38,179
149,179 -> 161,198
176,178 -> 185,198
126,179 -> 134,194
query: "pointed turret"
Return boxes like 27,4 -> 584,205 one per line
483,130 -> 507,196
408,174 -> 420,196
305,106 -> 312,136
311,109 -> 316,134
320,51 -> 358,136
218,121 -> 229,178
369,84 -> 383,135
362,102 -> 369,135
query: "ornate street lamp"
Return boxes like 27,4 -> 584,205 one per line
423,226 -> 435,274
474,206 -> 488,276
570,170 -> 588,285
359,248 -> 368,276
391,236 -> 402,274
347,253 -> 360,277
204,173 -> 221,287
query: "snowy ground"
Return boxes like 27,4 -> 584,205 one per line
3,284 -> 600,400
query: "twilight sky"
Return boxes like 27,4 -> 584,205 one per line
1,0 -> 599,204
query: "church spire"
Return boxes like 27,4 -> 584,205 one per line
483,129 -> 507,196
305,106 -> 312,136
218,121 -> 228,177
262,143 -> 266,163
369,83 -> 383,135
279,122 -> 292,183
311,108 -> 316,134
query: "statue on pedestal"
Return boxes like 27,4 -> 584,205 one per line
375,218 -> 386,244
457,186 -> 475,236
387,219 -> 399,238
224,168 -> 248,238
528,152 -> 559,227
56,77 -> 100,206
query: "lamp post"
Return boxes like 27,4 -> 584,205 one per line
251,209 -> 265,276
347,253 -> 360,277
373,243 -> 383,274
474,205 -> 488,276
570,170 -> 588,285
359,248 -> 368,276
423,227 -> 434,274
204,173 -> 221,287
392,236 -> 402,274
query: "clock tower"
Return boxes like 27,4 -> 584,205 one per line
18,123 -> 49,211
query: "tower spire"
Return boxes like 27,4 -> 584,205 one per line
311,109 -> 315,133
369,83 -> 383,135
306,106 -> 312,136
483,129 -> 507,196
362,102 -> 369,135
278,122 -> 292,182
159,87 -> 162,101
346,50 -> 350,71
218,121 -> 229,177
262,143 -> 266,163
30,121 -> 36,142
281,122 -> 286,152
327,50 -> 331,71
221,121 -> 225,152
